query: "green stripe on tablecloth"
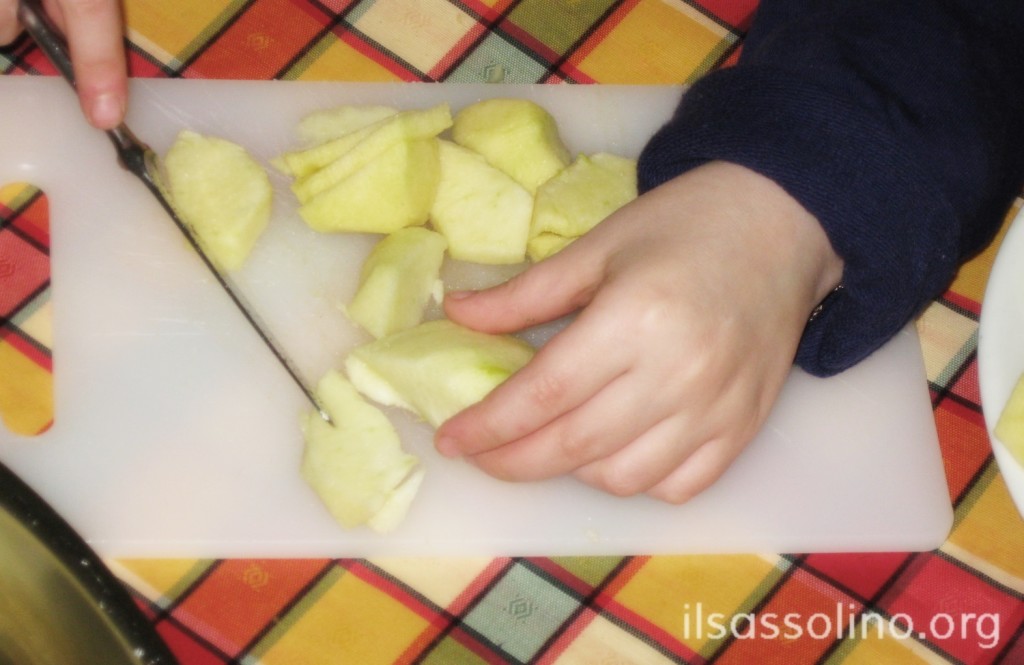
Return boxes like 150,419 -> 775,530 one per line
172,0 -> 255,73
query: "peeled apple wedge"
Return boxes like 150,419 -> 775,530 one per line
451,98 -> 571,193
274,119 -> 387,179
345,319 -> 535,428
296,104 -> 398,145
995,372 -> 1024,468
345,227 -> 448,338
291,104 -> 452,203
274,116 -> 385,177
162,130 -> 272,272
430,140 -> 533,265
531,152 -> 637,239
301,370 -> 423,532
299,138 -> 441,234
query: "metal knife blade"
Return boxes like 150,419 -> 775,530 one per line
17,0 -> 332,424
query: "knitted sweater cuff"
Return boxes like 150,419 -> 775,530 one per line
637,66 -> 959,376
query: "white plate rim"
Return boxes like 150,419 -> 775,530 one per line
977,203 -> 1024,517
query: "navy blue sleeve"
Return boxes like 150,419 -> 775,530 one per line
636,0 -> 1024,376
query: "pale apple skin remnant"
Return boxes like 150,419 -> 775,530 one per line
345,319 -> 536,429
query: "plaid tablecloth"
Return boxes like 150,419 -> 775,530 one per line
3,1 -> 1023,663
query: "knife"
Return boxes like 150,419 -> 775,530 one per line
17,0 -> 333,424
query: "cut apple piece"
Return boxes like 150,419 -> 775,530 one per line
527,232 -> 575,263
301,369 -> 422,532
451,98 -> 570,193
291,104 -> 452,203
296,104 -> 399,145
366,467 -> 426,533
531,152 -> 637,239
430,140 -> 533,265
299,138 -> 441,234
996,372 -> 1024,468
345,319 -> 535,428
346,227 -> 448,338
162,130 -> 273,272
277,105 -> 448,182
274,119 -> 387,178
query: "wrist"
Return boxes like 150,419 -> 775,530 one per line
702,160 -> 844,317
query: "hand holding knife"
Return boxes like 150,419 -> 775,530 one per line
17,0 -> 333,424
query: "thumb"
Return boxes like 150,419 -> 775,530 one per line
444,246 -> 603,334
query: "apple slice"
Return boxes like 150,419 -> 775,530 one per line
996,372 -> 1024,468
451,98 -> 571,193
162,130 -> 273,272
301,369 -> 423,532
429,140 -> 533,265
345,319 -> 535,428
296,104 -> 399,145
299,137 -> 441,234
345,227 -> 448,338
531,152 -> 637,239
527,232 -> 576,263
291,104 -> 452,203
274,118 -> 388,179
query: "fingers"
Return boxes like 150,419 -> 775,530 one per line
435,298 -> 630,459
52,0 -> 127,128
645,441 -> 745,504
574,423 -> 753,503
443,241 -> 603,334
1,0 -> 18,44
463,369 -> 662,482
571,416 -> 701,497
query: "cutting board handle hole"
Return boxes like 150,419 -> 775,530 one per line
0,182 -> 54,437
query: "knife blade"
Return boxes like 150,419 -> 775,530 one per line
17,0 -> 333,424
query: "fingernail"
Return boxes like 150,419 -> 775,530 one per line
89,93 -> 123,129
446,290 -> 474,301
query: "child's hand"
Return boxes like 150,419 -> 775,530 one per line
435,161 -> 844,503
2,0 -> 127,129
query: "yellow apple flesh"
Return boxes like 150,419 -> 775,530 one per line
346,226 -> 448,338
531,152 -> 637,238
291,104 -> 452,203
299,137 -> 441,234
451,98 -> 570,194
430,140 -> 533,265
162,130 -> 273,272
296,104 -> 398,145
301,370 -> 423,532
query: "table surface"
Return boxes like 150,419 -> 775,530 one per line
2,1 -> 1022,663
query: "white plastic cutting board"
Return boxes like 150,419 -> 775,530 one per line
0,77 -> 952,557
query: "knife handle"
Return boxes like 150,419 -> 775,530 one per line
17,1 -> 153,180
17,0 -> 334,425
16,0 -> 75,84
